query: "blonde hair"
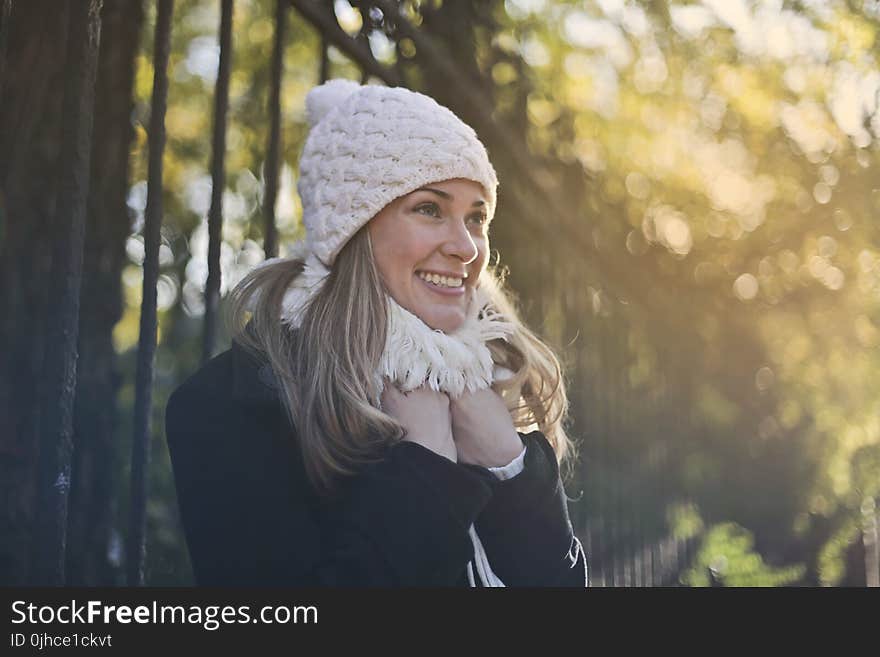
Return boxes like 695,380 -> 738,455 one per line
229,226 -> 577,497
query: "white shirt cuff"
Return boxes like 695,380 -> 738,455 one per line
487,441 -> 527,480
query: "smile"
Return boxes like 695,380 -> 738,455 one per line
415,271 -> 465,296
416,271 -> 464,287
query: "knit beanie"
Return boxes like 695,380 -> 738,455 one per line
296,78 -> 499,267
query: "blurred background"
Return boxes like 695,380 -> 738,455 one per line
1,0 -> 879,587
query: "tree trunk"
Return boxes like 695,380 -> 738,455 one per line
66,0 -> 144,587
0,0 -> 99,586
31,0 -> 104,585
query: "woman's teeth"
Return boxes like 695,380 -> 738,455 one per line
417,271 -> 463,288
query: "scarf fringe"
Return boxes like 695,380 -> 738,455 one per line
380,289 -> 515,399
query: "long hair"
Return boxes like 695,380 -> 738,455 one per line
229,226 -> 577,497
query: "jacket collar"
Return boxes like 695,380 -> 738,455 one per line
230,337 -> 283,406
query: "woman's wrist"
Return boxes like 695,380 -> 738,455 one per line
455,429 -> 524,468
402,426 -> 458,462
488,442 -> 527,479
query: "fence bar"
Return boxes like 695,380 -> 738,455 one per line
126,0 -> 173,587
0,0 -> 11,106
262,0 -> 285,260
863,496 -> 878,587
353,1 -> 371,83
202,0 -> 234,363
31,0 -> 103,585
319,34 -> 329,83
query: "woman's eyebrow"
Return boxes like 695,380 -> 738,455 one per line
415,187 -> 486,207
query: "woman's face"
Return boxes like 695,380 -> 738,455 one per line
368,178 -> 490,333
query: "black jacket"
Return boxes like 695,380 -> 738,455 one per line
164,338 -> 588,587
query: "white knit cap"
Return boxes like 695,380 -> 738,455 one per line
296,79 -> 499,267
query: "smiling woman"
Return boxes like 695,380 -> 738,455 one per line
164,79 -> 587,588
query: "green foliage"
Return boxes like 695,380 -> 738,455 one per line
667,500 -> 704,541
817,515 -> 860,586
683,522 -> 806,587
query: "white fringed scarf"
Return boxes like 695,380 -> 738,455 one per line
271,241 -> 515,587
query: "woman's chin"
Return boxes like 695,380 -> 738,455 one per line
418,308 -> 466,333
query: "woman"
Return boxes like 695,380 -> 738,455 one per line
165,79 -> 587,587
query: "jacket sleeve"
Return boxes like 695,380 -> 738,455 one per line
165,382 -> 493,587
467,431 -> 588,587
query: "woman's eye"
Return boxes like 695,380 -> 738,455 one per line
415,203 -> 440,217
414,203 -> 485,226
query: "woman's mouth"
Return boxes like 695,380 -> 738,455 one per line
415,271 -> 466,296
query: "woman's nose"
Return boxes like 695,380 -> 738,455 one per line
442,218 -> 479,264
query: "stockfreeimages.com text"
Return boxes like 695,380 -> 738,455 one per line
11,600 -> 317,631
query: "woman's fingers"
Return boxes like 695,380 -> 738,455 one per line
379,382 -> 456,461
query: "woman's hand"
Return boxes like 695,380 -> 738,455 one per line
449,387 -> 524,468
380,382 -> 457,462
